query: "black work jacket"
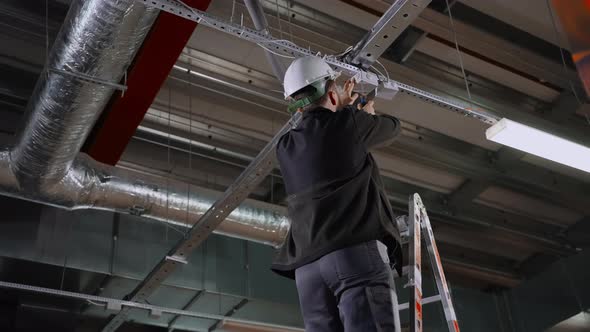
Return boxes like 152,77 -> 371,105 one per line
271,105 -> 402,279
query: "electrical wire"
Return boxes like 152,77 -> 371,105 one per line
369,65 -> 386,81
45,0 -> 49,65
375,59 -> 390,81
86,300 -> 105,307
265,38 -> 302,48
230,0 -> 236,23
334,45 -> 353,59
275,0 -> 284,40
165,86 -> 172,241
286,0 -> 295,43
322,46 -> 353,69
187,63 -> 193,234
160,219 -> 189,236
445,0 -> 474,108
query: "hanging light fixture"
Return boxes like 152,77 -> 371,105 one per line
486,118 -> 590,173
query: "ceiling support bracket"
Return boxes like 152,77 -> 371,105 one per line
345,0 -> 431,69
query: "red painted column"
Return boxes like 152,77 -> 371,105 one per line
84,0 -> 212,165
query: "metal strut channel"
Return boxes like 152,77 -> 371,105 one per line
136,0 -> 499,124
0,280 -> 302,331
101,112 -> 302,331
345,0 -> 431,69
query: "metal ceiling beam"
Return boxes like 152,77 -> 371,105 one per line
411,5 -> 584,94
385,26 -> 426,63
446,179 -> 488,208
344,0 -> 431,68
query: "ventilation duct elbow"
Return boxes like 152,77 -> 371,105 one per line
0,0 -> 291,248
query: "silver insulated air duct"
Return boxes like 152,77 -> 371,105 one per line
0,153 -> 290,247
0,0 -> 291,247
10,0 -> 157,186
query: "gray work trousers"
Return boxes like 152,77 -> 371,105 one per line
295,241 -> 399,332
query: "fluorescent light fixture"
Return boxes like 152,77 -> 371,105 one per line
486,118 -> 590,173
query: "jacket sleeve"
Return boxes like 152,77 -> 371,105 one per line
348,106 -> 402,150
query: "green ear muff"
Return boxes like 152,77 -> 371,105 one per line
287,80 -> 328,115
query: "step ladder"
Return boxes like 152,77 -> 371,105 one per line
391,193 -> 461,332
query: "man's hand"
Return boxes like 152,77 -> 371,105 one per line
362,100 -> 376,115
340,79 -> 359,106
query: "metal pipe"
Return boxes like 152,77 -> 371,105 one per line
10,0 -> 157,186
244,0 -> 288,81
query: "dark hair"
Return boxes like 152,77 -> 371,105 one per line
291,79 -> 335,112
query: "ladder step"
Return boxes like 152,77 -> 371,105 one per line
397,294 -> 442,311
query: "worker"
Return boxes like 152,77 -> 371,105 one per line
271,56 -> 403,331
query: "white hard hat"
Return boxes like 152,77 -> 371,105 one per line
283,56 -> 340,99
